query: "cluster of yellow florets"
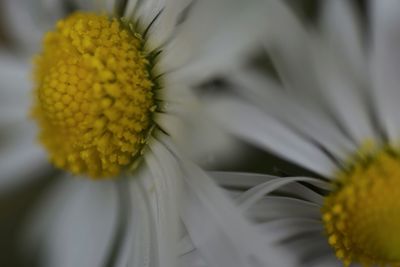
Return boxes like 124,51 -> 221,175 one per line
32,12 -> 156,178
322,147 -> 400,266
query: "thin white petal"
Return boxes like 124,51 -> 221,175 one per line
180,161 -> 296,267
259,1 -> 318,99
146,0 -> 193,50
207,98 -> 336,176
134,0 -> 165,32
211,171 -> 276,189
211,171 -> 325,205
232,71 -> 356,160
117,172 -> 155,267
370,0 -> 400,140
258,218 -> 323,243
247,196 -> 321,221
236,176 -> 328,211
320,0 -> 367,81
310,40 -> 376,143
143,137 -> 182,267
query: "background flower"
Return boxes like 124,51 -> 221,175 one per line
206,0 -> 400,266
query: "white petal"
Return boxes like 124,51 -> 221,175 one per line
180,161 -> 296,267
236,176 -> 328,211
211,171 -> 277,189
179,250 -> 208,267
247,196 -> 321,222
160,0 -> 271,83
207,98 -> 336,176
259,0 -> 318,99
309,41 -> 376,143
25,177 -> 119,267
160,100 -> 245,167
0,132 -> 48,193
258,218 -> 323,243
232,71 -> 356,160
142,137 -> 182,267
2,0 -> 60,54
211,172 -> 325,205
320,0 -> 367,81
146,0 -> 193,50
115,173 -> 155,267
370,0 -> 400,140
133,0 -> 165,32
0,52 -> 31,120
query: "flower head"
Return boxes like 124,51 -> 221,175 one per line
32,12 -> 157,178
206,0 -> 400,266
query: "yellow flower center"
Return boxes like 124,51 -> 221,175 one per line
32,12 -> 157,178
322,146 -> 400,266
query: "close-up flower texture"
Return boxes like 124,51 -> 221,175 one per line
0,0 -> 399,267
207,0 -> 400,266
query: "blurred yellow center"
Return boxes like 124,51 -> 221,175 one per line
32,12 -> 156,178
322,147 -> 400,266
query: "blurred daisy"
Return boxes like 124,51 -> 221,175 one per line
208,0 -> 400,266
0,0 -> 294,266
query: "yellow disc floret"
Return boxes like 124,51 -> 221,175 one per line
32,12 -> 156,178
322,146 -> 400,266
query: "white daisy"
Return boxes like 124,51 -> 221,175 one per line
206,0 -> 400,266
1,0 -> 294,266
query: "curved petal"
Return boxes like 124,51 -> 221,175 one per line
179,160 -> 296,267
236,176 -> 328,211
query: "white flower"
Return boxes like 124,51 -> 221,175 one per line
0,0 -> 294,266
206,0 -> 400,266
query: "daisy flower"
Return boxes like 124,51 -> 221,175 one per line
207,0 -> 400,266
1,0 -> 294,266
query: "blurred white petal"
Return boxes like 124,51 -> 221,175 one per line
26,177 -> 119,267
161,0 -> 270,83
310,41 -> 375,143
232,71 -> 356,160
320,0 -> 367,81
207,98 -> 336,176
371,0 -> 400,140
258,218 -> 322,243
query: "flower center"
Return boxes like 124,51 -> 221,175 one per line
322,146 -> 400,266
32,12 -> 157,179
